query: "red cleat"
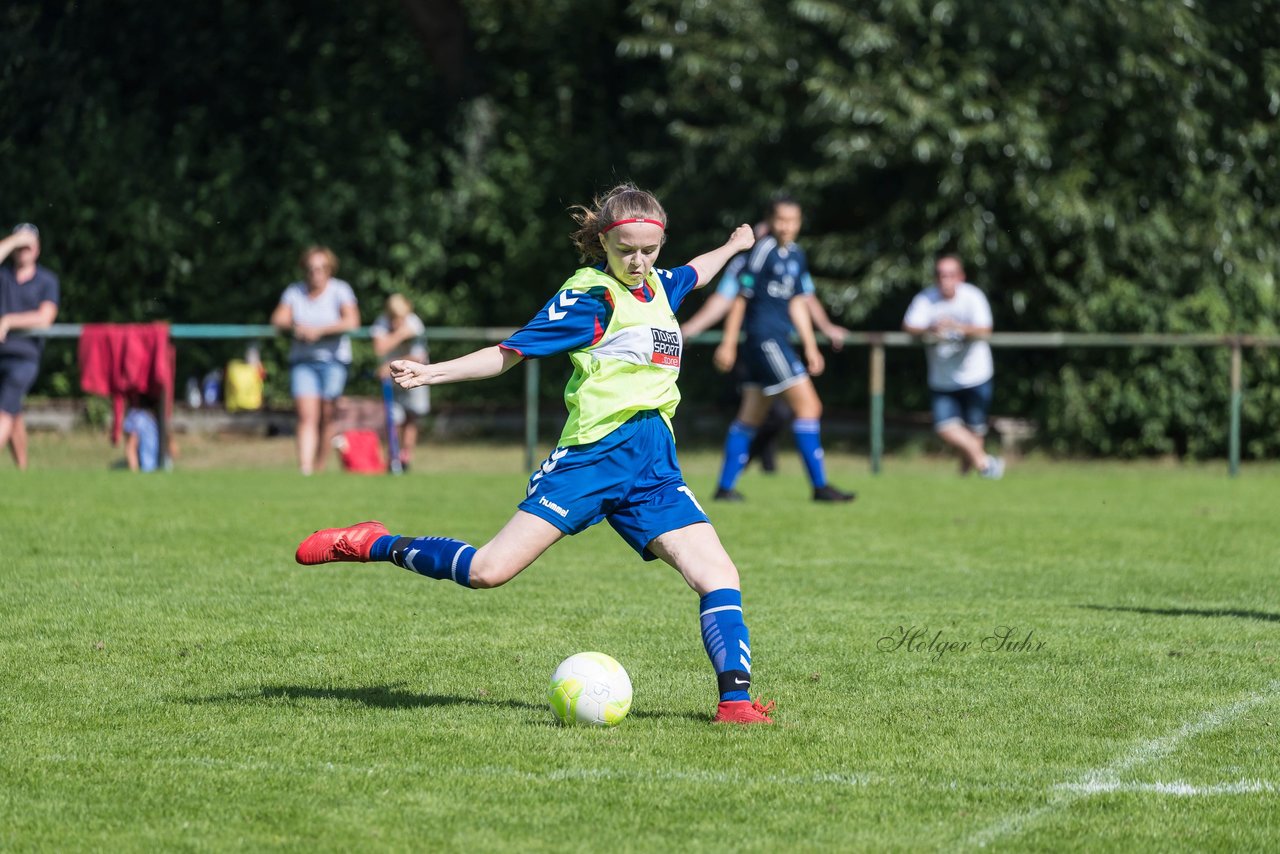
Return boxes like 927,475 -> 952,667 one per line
713,698 -> 776,724
295,520 -> 389,565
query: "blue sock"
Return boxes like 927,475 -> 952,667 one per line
792,418 -> 827,488
370,534 -> 474,588
699,588 -> 752,702
718,421 -> 757,491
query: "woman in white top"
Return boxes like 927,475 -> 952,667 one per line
270,245 -> 360,474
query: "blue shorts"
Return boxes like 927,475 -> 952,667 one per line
0,355 -> 39,415
931,379 -> 994,435
290,360 -> 348,400
741,337 -> 808,396
518,411 -> 710,561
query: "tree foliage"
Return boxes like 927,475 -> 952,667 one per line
625,0 -> 1280,456
2,0 -> 1277,454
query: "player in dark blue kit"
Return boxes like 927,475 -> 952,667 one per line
712,198 -> 855,502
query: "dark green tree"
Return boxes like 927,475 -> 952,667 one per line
623,0 -> 1280,456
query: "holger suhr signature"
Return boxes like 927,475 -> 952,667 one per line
878,625 -> 1047,661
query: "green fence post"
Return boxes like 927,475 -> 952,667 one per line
870,337 -> 885,475
1229,339 -> 1242,478
524,358 -> 540,472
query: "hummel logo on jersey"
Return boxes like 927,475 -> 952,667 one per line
538,496 -> 570,518
541,447 -> 569,474
547,290 -> 581,321
650,328 -> 681,367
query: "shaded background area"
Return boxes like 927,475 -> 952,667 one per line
3,0 -> 1278,457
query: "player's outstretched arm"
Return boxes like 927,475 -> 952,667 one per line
713,296 -> 747,373
681,293 -> 733,338
805,294 -> 849,351
686,224 -> 755,288
790,297 -> 824,377
391,345 -> 523,388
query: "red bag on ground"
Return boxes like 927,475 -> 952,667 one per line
335,430 -> 384,474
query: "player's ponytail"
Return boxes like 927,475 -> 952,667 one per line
569,183 -> 668,263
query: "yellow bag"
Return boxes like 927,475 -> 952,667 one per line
224,359 -> 264,412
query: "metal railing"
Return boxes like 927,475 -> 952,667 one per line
20,325 -> 1280,476
815,331 -> 1280,478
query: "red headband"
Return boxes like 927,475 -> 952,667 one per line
601,217 -> 666,235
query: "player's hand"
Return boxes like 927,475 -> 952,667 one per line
292,325 -> 317,343
0,316 -> 9,343
8,231 -> 36,251
390,359 -> 430,388
825,325 -> 850,352
805,346 -> 825,377
726,224 -> 755,253
713,343 -> 737,373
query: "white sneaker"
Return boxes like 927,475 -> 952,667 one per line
980,456 -> 1005,480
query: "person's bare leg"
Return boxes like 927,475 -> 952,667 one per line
400,417 -> 419,466
734,386 -> 775,428
10,414 -> 28,470
467,511 -> 565,588
295,396 -> 321,474
648,522 -> 740,595
779,378 -> 822,421
314,399 -> 337,473
0,412 -> 15,468
937,423 -> 989,472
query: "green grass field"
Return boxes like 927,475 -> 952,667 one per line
3,436 -> 1278,851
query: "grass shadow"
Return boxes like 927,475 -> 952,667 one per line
1081,604 -> 1280,623
187,684 -> 707,722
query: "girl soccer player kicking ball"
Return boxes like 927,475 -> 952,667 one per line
295,184 -> 774,724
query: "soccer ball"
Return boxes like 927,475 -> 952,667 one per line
548,652 -> 633,727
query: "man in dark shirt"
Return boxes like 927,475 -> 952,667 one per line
0,223 -> 60,469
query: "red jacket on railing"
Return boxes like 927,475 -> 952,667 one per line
78,322 -> 175,444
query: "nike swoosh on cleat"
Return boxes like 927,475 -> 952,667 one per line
734,678 -> 750,685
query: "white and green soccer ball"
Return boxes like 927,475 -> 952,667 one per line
548,652 -> 633,727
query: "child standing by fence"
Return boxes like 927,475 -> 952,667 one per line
371,294 -> 430,470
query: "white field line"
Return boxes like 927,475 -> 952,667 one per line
1057,779 -> 1278,796
965,679 -> 1280,849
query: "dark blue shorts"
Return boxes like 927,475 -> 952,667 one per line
741,337 -> 808,396
0,355 -> 39,415
518,411 -> 710,561
931,379 -> 994,435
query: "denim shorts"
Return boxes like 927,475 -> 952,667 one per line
931,379 -> 994,435
290,360 -> 348,400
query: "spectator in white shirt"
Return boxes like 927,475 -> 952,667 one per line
902,255 -> 1004,479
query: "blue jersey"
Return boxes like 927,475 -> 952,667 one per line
721,237 -> 812,343
500,265 -> 699,358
